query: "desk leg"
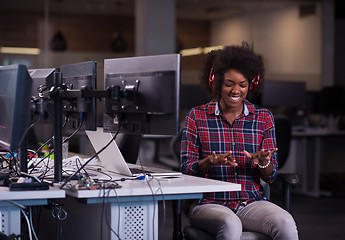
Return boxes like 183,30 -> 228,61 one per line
295,136 -> 323,197
110,200 -> 158,240
172,200 -> 182,240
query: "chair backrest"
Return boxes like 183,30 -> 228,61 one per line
170,130 -> 182,163
274,117 -> 291,169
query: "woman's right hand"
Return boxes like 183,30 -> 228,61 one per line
210,151 -> 238,167
198,151 -> 238,176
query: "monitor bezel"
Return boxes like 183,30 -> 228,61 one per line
103,53 -> 181,136
0,64 -> 33,152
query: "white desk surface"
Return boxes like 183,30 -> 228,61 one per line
0,186 -> 65,201
65,174 -> 241,200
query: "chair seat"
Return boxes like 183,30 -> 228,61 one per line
278,173 -> 299,185
184,226 -> 272,240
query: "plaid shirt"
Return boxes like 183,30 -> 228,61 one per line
180,99 -> 278,212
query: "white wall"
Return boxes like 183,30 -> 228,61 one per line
210,4 -> 322,91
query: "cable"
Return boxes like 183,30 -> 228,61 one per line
137,155 -> 159,239
11,153 -> 21,177
150,176 -> 167,235
29,207 -> 38,240
63,113 -> 85,143
2,201 -> 34,240
3,200 -> 25,210
60,121 -> 121,189
100,186 -> 105,240
110,188 -> 121,240
84,167 -> 113,181
39,155 -> 54,180
102,187 -> 121,240
20,209 -> 33,240
28,136 -> 54,163
29,149 -> 54,174
136,154 -> 167,239
51,201 -> 67,240
75,157 -> 90,179
18,118 -> 41,150
51,203 -> 67,221
27,114 -> 68,171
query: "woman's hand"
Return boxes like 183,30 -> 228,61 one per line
243,148 -> 278,167
210,151 -> 238,167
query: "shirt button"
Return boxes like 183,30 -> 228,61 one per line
234,172 -> 237,175
232,143 -> 235,146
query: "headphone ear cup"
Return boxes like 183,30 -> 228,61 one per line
208,67 -> 215,89
250,75 -> 260,92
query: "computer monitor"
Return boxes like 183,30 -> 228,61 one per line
261,80 -> 306,109
180,84 -> 212,110
60,61 -> 97,131
103,54 -> 180,136
0,64 -> 33,152
322,86 -> 345,115
29,68 -> 56,122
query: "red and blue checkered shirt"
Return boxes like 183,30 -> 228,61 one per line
180,99 -> 278,212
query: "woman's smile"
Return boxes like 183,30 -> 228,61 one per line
220,69 -> 249,111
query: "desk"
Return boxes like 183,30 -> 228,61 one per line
0,186 -> 65,236
280,128 -> 345,197
65,173 -> 241,240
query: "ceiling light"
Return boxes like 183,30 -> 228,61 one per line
180,45 -> 224,56
180,47 -> 203,56
0,47 -> 41,55
203,45 -> 223,54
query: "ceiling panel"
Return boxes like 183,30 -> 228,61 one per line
0,0 -> 320,20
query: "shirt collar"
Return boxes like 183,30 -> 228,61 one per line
214,101 -> 250,116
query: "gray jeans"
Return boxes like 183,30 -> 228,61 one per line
189,201 -> 299,240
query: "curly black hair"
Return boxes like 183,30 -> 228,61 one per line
200,42 -> 264,101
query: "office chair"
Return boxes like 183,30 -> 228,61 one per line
170,116 -> 299,240
273,116 -> 299,212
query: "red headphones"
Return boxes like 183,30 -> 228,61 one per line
208,67 -> 215,89
250,75 -> 260,92
209,68 -> 260,92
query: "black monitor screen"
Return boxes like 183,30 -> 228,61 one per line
60,61 -> 97,131
322,86 -> 345,115
261,80 -> 306,109
103,54 -> 180,136
180,84 -> 212,111
0,64 -> 33,151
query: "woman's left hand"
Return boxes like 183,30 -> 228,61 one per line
243,148 -> 278,167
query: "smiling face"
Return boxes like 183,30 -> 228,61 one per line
219,69 -> 249,113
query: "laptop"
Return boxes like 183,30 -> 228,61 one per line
85,128 -> 182,177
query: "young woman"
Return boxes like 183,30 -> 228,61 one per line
180,42 -> 298,240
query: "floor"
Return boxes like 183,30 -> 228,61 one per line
139,138 -> 345,240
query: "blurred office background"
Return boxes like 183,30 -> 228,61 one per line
1,0 -> 345,239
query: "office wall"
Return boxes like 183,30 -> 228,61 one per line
1,4 -> 325,91
210,4 -> 322,91
0,10 -> 209,83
